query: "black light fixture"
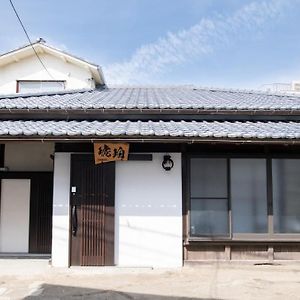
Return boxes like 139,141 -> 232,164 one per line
162,155 -> 174,171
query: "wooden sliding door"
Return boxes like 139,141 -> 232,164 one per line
70,155 -> 115,266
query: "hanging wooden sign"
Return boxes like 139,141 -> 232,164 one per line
94,143 -> 129,164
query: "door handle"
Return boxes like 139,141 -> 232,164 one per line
72,205 -> 78,237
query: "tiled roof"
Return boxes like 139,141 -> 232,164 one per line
0,120 -> 299,140
1,87 -> 300,111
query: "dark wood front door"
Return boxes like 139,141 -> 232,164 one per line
70,155 -> 115,266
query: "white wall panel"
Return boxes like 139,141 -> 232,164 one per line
0,179 -> 31,253
0,53 -> 93,94
115,153 -> 182,268
51,153 -> 71,267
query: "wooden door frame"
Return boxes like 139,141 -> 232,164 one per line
68,154 -> 115,266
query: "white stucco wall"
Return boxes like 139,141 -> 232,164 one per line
4,142 -> 54,171
51,153 -> 70,267
115,153 -> 182,268
0,179 -> 31,253
0,53 -> 94,94
50,152 -> 183,268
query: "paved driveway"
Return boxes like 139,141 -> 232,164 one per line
0,259 -> 300,299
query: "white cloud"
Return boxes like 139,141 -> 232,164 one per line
104,0 -> 292,85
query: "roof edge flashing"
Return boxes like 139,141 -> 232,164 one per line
0,88 -> 94,100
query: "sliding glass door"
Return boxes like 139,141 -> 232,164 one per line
190,158 -> 229,236
231,159 -> 268,235
189,157 -> 300,240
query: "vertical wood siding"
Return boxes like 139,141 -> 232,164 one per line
29,173 -> 53,254
70,155 -> 115,266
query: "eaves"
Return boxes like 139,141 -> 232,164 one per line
1,108 -> 300,121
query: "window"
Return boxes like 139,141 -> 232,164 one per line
17,81 -> 65,93
190,158 -> 229,236
189,157 -> 300,239
273,159 -> 300,233
231,159 -> 268,233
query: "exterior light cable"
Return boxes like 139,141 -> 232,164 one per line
8,0 -> 54,79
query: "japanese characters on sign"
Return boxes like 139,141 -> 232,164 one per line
94,143 -> 129,164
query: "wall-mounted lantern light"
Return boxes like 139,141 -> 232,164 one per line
162,155 -> 174,171
0,167 -> 9,172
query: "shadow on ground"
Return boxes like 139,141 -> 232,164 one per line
24,284 -> 220,300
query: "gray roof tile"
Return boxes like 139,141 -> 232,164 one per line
1,87 -> 300,111
0,120 -> 299,140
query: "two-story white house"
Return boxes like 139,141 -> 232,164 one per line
0,38 -> 105,94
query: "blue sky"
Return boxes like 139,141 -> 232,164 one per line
1,0 -> 300,89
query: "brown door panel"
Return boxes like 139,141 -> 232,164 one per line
70,155 -> 115,266
29,172 -> 53,254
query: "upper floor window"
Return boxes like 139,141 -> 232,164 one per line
17,80 -> 65,93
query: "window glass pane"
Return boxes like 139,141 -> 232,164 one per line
191,198 -> 229,235
231,159 -> 268,233
40,81 -> 65,91
190,158 -> 227,198
273,159 -> 300,233
190,158 -> 229,236
18,81 -> 64,93
18,81 -> 41,93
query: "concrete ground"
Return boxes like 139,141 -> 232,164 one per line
0,259 -> 300,299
